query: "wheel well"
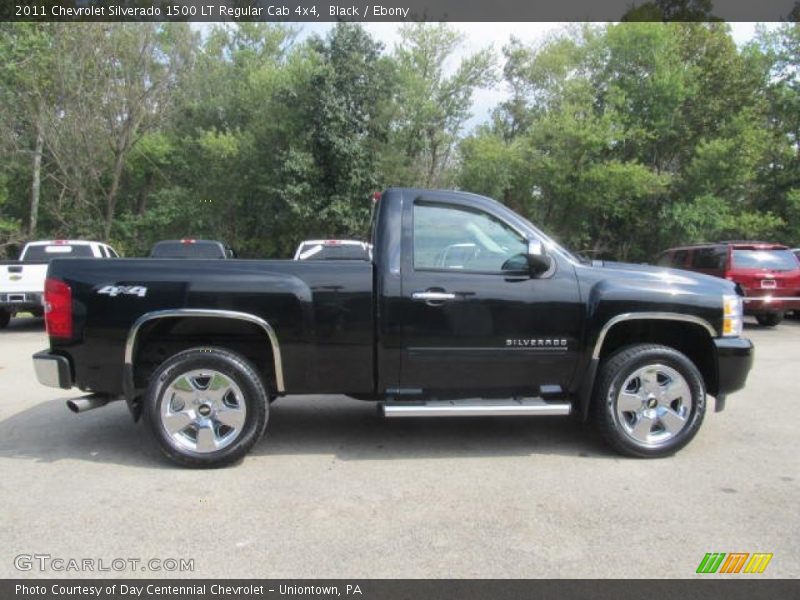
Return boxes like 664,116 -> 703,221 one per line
597,320 -> 718,395
132,317 -> 277,393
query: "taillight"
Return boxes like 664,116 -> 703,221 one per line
44,278 -> 72,339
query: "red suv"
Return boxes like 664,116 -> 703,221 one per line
657,242 -> 800,326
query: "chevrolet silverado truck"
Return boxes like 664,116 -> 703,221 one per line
1,240 -> 119,328
32,189 -> 754,467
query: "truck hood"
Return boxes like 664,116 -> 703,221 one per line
591,260 -> 735,293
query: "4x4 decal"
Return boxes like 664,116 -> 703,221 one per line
97,285 -> 147,298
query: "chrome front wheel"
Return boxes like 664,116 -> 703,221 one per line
593,344 -> 706,458
614,364 -> 693,447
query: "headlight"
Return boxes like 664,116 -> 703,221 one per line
722,294 -> 743,337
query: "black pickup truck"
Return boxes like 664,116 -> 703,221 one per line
33,188 -> 754,467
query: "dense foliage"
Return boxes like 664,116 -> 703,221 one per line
0,22 -> 798,260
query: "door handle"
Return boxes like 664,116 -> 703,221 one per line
412,291 -> 456,302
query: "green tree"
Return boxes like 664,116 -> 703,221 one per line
42,23 -> 195,240
0,23 -> 55,237
275,24 -> 394,248
460,22 -> 793,259
389,23 -> 495,187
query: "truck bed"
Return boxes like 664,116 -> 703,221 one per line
46,258 -> 375,397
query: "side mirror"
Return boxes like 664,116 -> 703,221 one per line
501,241 -> 553,277
526,240 -> 552,276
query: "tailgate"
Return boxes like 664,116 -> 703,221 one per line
0,263 -> 49,294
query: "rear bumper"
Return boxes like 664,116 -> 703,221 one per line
743,296 -> 800,314
0,292 -> 42,311
32,350 -> 73,389
714,337 -> 754,397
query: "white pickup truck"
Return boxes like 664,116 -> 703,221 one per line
0,240 -> 119,328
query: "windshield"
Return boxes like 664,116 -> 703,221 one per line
509,211 -> 586,264
22,244 -> 95,261
732,249 -> 799,271
150,242 -> 225,258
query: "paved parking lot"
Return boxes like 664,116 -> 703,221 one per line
0,316 -> 797,579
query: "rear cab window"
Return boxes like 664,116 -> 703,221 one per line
297,243 -> 370,260
150,241 -> 226,259
22,244 -> 95,261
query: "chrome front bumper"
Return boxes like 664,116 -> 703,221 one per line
33,351 -> 73,389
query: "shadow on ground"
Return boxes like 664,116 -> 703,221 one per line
0,395 -> 611,469
6,313 -> 795,469
2,315 -> 45,333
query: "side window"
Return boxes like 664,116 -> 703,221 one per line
413,203 -> 527,272
713,246 -> 726,269
108,247 -> 119,257
672,250 -> 688,267
691,248 -> 708,268
692,247 -> 725,270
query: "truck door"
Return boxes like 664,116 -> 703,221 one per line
397,195 -> 583,397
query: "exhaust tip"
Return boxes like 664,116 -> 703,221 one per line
66,396 -> 110,414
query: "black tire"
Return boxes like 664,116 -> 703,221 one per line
592,344 -> 706,458
755,312 -> 783,327
144,347 -> 269,468
0,309 -> 10,329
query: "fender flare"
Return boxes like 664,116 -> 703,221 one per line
577,312 -> 717,419
123,309 -> 285,405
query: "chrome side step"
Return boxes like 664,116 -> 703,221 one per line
381,398 -> 571,418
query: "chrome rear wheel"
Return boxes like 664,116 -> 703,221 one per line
160,369 -> 247,454
145,347 -> 269,468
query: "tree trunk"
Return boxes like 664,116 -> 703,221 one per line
104,148 -> 126,240
137,172 -> 153,216
29,118 -> 44,237
426,138 -> 439,188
